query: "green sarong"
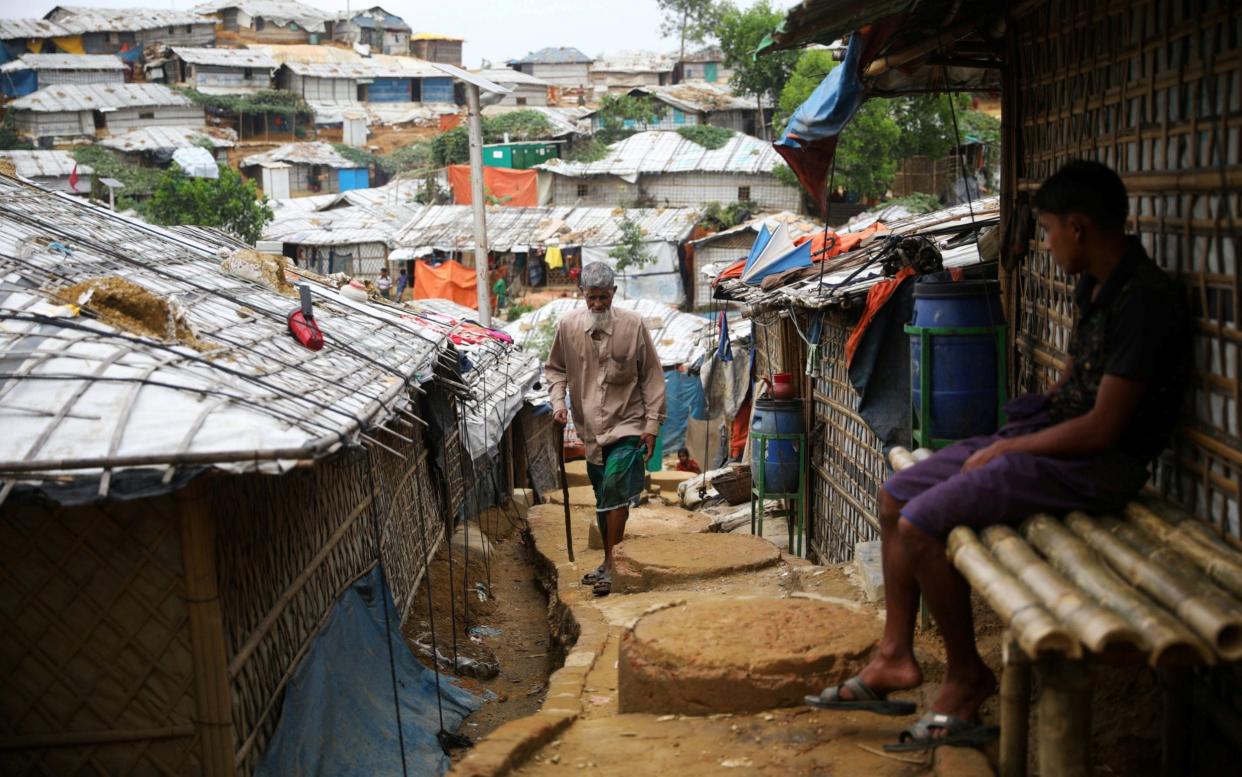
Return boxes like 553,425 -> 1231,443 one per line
587,436 -> 646,514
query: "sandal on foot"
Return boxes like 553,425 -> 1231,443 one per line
882,712 -> 999,752
592,575 -> 612,597
804,676 -> 917,716
581,565 -> 605,585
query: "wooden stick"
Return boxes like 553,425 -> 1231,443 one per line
982,525 -> 1141,654
178,478 -> 236,776
1084,515 -> 1242,661
999,634 -> 1031,777
1124,503 -> 1242,600
947,527 -> 1079,659
1023,515 -> 1214,667
1037,659 -> 1091,777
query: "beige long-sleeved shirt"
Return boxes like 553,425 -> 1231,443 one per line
544,306 -> 667,465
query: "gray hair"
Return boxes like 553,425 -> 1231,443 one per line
579,261 -> 616,289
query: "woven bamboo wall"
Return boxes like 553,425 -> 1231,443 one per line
810,311 -> 886,563
0,498 -> 201,774
1008,0 -> 1242,537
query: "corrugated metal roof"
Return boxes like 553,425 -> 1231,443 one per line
99,125 -> 236,153
591,51 -> 676,74
171,47 -> 279,69
47,6 -> 214,33
511,47 -> 593,65
690,211 -> 825,247
473,68 -> 550,87
194,1 -> 329,32
0,18 -> 71,39
338,7 -> 411,32
262,45 -> 441,78
482,105 -> 592,138
8,83 -> 194,112
394,205 -> 699,253
0,54 -> 125,73
634,82 -> 758,113
538,131 -> 782,181
263,201 -> 417,247
0,150 -> 93,178
241,141 -> 362,169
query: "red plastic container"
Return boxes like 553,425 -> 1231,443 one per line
770,372 -> 797,400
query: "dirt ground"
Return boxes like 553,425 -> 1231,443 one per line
403,505 -> 556,758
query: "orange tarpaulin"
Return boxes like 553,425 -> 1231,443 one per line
447,164 -> 538,207
413,259 -> 478,308
714,221 -> 889,283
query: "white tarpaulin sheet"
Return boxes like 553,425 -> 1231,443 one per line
580,241 -> 684,306
172,146 -> 219,178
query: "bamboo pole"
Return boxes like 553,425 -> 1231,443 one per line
999,634 -> 1031,777
178,478 -> 237,777
1023,515 -> 1214,667
1037,659 -> 1092,777
1124,503 -> 1242,600
1083,515 -> 1242,661
912,447 -> 934,462
888,446 -> 918,472
947,527 -> 1079,659
982,525 -> 1141,654
1138,497 -> 1240,555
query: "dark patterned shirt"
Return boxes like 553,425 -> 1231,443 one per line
1047,237 -> 1188,460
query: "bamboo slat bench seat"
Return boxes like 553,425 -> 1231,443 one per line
889,447 -> 1242,777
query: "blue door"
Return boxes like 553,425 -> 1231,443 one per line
338,168 -> 369,192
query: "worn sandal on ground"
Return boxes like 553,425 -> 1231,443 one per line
882,712 -> 999,752
592,575 -> 612,597
581,565 -> 605,585
804,676 -> 918,715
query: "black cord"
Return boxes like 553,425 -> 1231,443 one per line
816,154 -> 839,297
944,88 -> 978,230
365,447 -> 410,777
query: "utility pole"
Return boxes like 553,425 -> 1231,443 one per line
466,82 -> 491,327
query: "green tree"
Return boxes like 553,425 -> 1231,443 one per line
714,0 -> 797,134
143,165 -> 273,244
608,215 -> 655,271
593,94 -> 667,143
0,114 -> 33,150
430,110 -> 556,166
658,0 -> 717,62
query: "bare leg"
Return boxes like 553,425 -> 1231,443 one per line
601,506 -> 629,574
843,488 -> 924,697
896,517 -> 996,721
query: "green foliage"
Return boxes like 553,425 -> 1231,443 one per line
73,145 -> 165,208
608,215 -> 656,271
566,138 -> 610,163
675,124 -> 734,149
175,87 -> 312,117
504,301 -> 535,322
379,143 -> 433,174
715,1 -> 797,103
593,94 -> 667,143
430,110 -> 557,166
885,192 -> 943,214
697,200 -> 756,230
332,143 -> 378,168
0,114 -> 33,150
142,165 -> 273,244
773,162 -> 799,189
657,0 -> 717,59
774,49 -> 835,132
528,313 -> 559,361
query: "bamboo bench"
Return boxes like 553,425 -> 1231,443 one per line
888,447 -> 1242,777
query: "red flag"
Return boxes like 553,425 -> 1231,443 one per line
68,163 -> 79,192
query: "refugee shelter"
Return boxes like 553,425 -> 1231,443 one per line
688,211 -> 824,307
262,196 -> 417,277
267,45 -> 454,109
241,141 -> 369,198
0,19 -> 73,55
537,130 -> 800,212
331,6 -> 411,55
155,47 -> 278,94
0,168 -> 542,775
43,6 -> 215,53
0,149 -> 92,193
196,1 -> 331,45
0,54 -> 124,98
410,33 -> 464,67
589,51 -> 675,94
475,68 -> 551,107
7,82 -> 203,145
618,82 -> 767,136
99,125 -> 236,165
507,47 -> 593,89
675,47 -> 732,85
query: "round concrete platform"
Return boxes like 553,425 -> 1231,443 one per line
587,504 -> 713,549
612,532 -> 781,592
618,598 -> 879,714
543,485 -> 602,507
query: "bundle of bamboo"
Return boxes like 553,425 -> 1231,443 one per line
1124,503 -> 1242,600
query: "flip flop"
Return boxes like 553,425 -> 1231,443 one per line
804,676 -> 918,716
581,565 -> 605,585
592,574 -> 612,597
883,711 -> 999,752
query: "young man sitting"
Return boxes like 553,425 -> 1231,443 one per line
806,160 -> 1188,750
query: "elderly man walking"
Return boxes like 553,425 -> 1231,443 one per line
545,263 -> 666,597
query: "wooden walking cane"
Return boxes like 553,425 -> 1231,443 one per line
557,436 -> 575,562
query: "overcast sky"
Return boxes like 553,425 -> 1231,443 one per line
30,1 -> 801,68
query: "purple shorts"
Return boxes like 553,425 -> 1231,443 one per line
884,394 -> 1151,539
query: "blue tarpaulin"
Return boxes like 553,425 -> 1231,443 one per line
661,369 -> 706,453
421,77 -> 454,103
0,68 -> 37,97
256,566 -> 480,777
370,77 -> 413,102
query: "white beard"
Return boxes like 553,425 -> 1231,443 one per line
587,308 -> 611,333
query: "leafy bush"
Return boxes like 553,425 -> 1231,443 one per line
142,165 -> 273,244
504,301 -> 534,322
773,162 -> 799,189
675,125 -> 734,150
0,114 -> 33,151
73,145 -> 165,208
430,110 -> 557,166
566,138 -> 610,163
608,215 -> 656,271
697,201 -> 756,231
175,87 -> 312,118
885,192 -> 943,215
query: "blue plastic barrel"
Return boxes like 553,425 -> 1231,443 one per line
750,398 -> 802,493
909,279 -> 1003,442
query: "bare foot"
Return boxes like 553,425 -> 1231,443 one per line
928,663 -> 998,729
838,651 -> 924,700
